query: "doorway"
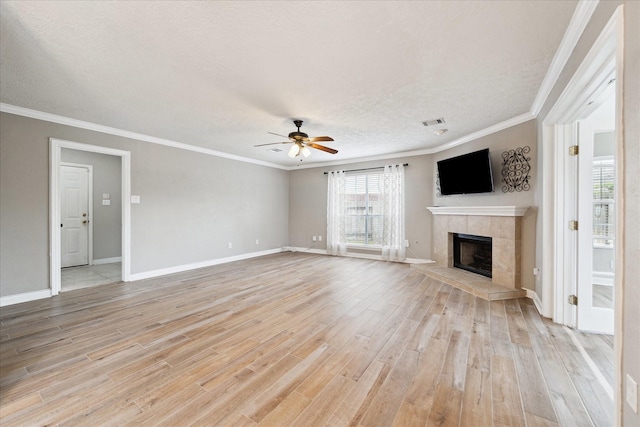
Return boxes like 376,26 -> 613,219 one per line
577,93 -> 616,334
59,148 -> 124,291
541,5 -> 623,424
50,138 -> 131,296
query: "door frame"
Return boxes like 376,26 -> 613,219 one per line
541,5 -> 623,424
542,5 -> 621,324
60,162 -> 94,267
50,138 -> 131,295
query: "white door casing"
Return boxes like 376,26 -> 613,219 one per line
60,164 -> 92,268
50,138 -> 131,296
542,5 -> 620,326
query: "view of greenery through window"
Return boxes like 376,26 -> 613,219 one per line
345,174 -> 383,246
593,157 -> 615,247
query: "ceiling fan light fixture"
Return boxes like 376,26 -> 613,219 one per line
301,146 -> 311,157
288,143 -> 300,158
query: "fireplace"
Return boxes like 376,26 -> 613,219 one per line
453,233 -> 492,278
427,206 -> 527,289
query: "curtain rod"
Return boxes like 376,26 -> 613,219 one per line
323,163 -> 408,175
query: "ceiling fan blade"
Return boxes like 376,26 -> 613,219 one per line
268,132 -> 290,139
308,136 -> 334,142
253,141 -> 291,147
307,143 -> 338,154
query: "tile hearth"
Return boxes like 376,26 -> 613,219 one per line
423,206 -> 529,301
411,263 -> 527,301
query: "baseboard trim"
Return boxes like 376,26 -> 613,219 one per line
0,289 -> 52,307
526,288 -> 544,315
129,248 -> 284,281
93,257 -> 122,265
283,247 -> 432,265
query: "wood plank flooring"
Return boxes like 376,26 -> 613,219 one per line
0,253 -> 613,426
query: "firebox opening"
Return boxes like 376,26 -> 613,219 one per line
453,233 -> 492,278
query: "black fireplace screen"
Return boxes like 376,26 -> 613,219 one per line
453,233 -> 492,278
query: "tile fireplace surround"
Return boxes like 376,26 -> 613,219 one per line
427,206 -> 529,289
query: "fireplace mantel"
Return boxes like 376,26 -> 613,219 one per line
427,206 -> 529,217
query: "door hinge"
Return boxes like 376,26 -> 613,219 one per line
569,145 -> 579,156
568,295 -> 578,305
569,220 -> 579,231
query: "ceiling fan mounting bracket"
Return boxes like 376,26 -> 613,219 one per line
288,120 -> 308,140
288,132 -> 308,140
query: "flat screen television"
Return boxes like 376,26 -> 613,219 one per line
437,148 -> 494,195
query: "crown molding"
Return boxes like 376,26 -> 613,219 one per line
530,0 -> 599,116
288,112 -> 534,171
2,102 -> 535,172
0,103 -> 288,171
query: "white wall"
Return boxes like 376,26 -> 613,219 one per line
0,112 -> 289,296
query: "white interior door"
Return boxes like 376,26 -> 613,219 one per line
61,165 -> 90,268
577,115 -> 615,334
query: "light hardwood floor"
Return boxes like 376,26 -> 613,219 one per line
0,253 -> 613,426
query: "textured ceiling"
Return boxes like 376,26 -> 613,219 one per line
0,1 -> 578,167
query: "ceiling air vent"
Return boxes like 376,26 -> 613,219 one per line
422,118 -> 446,127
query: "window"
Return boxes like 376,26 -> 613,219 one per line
327,164 -> 405,261
593,157 -> 614,248
344,173 -> 383,246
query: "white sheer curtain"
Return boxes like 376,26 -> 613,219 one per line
326,170 -> 347,256
381,164 -> 406,261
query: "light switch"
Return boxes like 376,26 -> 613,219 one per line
102,200 -> 111,206
131,195 -> 140,204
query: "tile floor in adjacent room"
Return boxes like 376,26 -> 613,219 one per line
61,262 -> 122,292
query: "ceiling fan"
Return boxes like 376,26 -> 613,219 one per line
254,120 -> 338,158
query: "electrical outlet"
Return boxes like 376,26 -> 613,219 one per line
318,235 -> 322,242
405,240 -> 410,248
627,374 -> 638,413
255,239 -> 259,245
533,267 -> 540,276
102,200 -> 111,206
228,242 -> 232,249
312,236 -> 317,242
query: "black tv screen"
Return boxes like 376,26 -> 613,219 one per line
437,148 -> 494,195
